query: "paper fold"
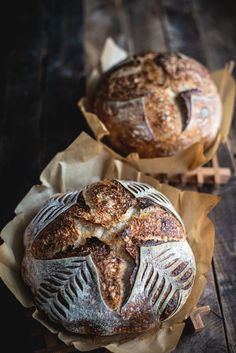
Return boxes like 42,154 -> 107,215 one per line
80,38 -> 235,175
0,132 -> 219,353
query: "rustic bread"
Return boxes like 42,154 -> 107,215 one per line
21,180 -> 196,336
92,52 -> 222,157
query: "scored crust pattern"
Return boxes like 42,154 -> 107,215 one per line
22,180 -> 196,336
117,180 -> 184,228
93,52 -> 222,157
30,192 -> 80,239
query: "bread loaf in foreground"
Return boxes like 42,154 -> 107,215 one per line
92,52 -> 222,157
22,179 -> 196,336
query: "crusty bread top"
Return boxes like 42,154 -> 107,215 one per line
22,180 -> 195,336
93,52 -> 221,157
30,180 -> 185,260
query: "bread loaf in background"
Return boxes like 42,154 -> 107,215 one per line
22,179 -> 196,336
92,52 -> 222,157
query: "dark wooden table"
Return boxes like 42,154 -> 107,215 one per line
0,1 -> 236,353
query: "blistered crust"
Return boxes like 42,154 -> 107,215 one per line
93,52 -> 222,157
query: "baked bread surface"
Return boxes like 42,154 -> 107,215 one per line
22,180 -> 196,335
93,52 -> 222,157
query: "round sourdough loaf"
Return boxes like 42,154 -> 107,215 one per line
22,180 -> 196,336
92,52 -> 222,157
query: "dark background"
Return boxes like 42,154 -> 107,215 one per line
0,1 -> 236,352
0,1 -> 85,352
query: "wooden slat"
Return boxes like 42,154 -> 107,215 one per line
154,166 -> 231,187
217,143 -> 236,173
229,129 -> 236,161
190,306 -> 211,332
0,1 -> 235,353
84,3 -> 231,352
186,156 -> 231,186
191,0 -> 236,163
175,271 -> 229,353
211,177 -> 236,353
159,1 -> 230,352
160,0 -> 236,165
189,3 -> 236,351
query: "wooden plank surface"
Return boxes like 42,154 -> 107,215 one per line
0,1 -> 85,353
84,1 -> 236,352
161,2 -> 235,351
0,0 -> 236,352
174,271 -> 229,353
152,1 -> 230,351
211,177 -> 236,353
192,0 -> 236,159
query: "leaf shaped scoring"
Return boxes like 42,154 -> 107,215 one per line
33,242 -> 195,333
117,180 -> 184,229
31,192 -> 80,239
35,255 -> 102,322
122,242 -> 195,320
27,181 -> 195,334
34,255 -> 127,334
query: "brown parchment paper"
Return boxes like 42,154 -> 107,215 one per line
0,132 -> 219,353
79,38 -> 235,175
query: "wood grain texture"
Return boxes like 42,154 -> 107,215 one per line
144,1 -> 230,351
0,0 -> 235,352
191,0 -> 236,160
0,1 -> 86,353
175,271 -> 228,353
211,177 -> 236,353
217,144 -> 235,172
187,2 -> 236,351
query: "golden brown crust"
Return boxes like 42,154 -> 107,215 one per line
119,207 -> 185,258
73,238 -> 124,311
93,52 -> 221,157
32,181 -> 136,259
32,205 -> 80,259
81,180 -> 136,228
22,180 -> 195,337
